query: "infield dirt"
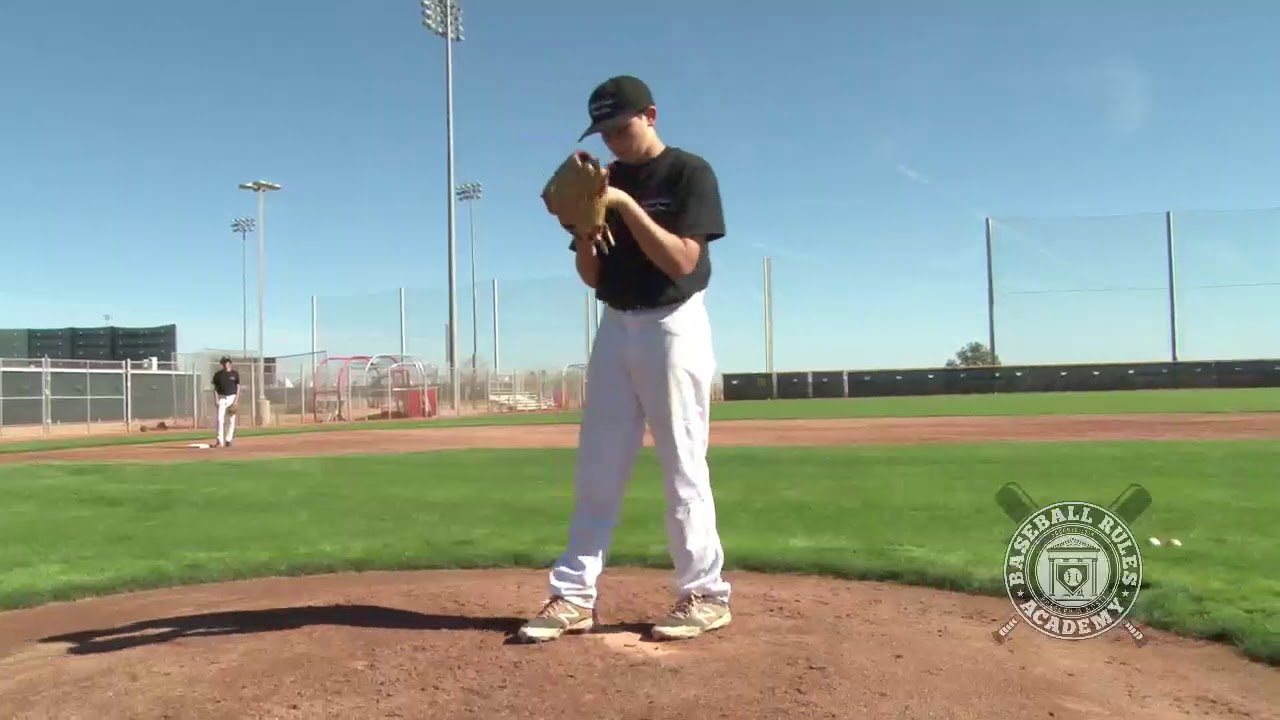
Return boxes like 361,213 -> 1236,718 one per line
0,413 -> 1277,719
3,411 -> 1280,465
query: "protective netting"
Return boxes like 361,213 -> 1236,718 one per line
990,208 -> 1280,364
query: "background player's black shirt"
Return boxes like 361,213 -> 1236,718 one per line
570,147 -> 726,310
212,369 -> 240,396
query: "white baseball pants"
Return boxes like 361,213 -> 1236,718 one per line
215,394 -> 238,445
548,290 -> 731,608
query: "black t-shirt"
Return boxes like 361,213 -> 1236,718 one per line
212,368 -> 240,396
569,146 -> 726,310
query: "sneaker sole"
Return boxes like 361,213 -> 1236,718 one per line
516,620 -> 594,643
650,611 -> 732,640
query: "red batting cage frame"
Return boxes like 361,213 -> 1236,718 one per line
310,354 -> 438,423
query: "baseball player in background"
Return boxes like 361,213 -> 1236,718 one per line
518,76 -> 732,643
211,356 -> 241,448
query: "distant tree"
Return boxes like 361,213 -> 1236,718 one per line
945,341 -> 1001,368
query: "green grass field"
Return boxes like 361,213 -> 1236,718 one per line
2,386 -> 1277,455
1,440 -> 1276,664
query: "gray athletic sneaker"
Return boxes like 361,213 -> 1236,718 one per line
650,593 -> 732,640
516,596 -> 595,642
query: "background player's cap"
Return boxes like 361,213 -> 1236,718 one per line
578,75 -> 654,142
219,356 -> 232,364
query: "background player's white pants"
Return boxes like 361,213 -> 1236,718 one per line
549,290 -> 731,608
215,394 -> 238,444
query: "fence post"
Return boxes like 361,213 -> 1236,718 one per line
85,361 -> 92,435
41,356 -> 51,438
0,358 -> 5,438
170,362 -> 178,429
250,359 -> 258,428
584,291 -> 592,365
125,361 -> 133,432
300,361 -> 306,424
191,367 -> 199,429
122,361 -> 130,434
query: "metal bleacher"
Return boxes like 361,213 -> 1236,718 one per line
486,372 -> 558,412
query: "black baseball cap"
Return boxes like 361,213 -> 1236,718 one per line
577,75 -> 655,141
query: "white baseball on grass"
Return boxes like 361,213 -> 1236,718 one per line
1170,538 -> 1182,547
1148,537 -> 1162,546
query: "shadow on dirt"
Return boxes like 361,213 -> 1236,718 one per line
39,604 -> 526,655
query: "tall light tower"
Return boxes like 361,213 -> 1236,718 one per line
230,216 -> 255,360
455,181 -> 482,369
237,180 -> 281,422
421,0 -> 463,412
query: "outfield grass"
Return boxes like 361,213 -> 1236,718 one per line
2,386 -> 1277,456
1,440 -> 1276,664
713,386 -> 1280,419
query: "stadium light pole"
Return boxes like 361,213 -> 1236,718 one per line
230,217 -> 255,361
456,181 -> 482,370
422,0 -> 463,413
237,180 -> 281,422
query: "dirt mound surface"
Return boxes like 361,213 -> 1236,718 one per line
0,568 -> 1274,720
2,413 -> 1277,717
4,412 -> 1279,465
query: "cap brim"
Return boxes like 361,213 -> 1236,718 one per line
578,114 -> 632,142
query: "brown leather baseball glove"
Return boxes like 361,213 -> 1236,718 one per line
541,150 -> 615,254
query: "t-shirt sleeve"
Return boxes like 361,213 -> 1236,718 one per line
671,160 -> 726,242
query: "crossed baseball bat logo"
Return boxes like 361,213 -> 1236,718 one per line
991,481 -> 1151,647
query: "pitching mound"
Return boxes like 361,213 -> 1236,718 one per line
0,568 -> 1274,719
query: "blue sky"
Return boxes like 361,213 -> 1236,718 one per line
3,1 -> 1278,375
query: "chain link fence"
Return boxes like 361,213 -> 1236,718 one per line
177,350 -> 326,431
0,357 -> 199,440
0,352 -> 725,440
304,360 -> 592,423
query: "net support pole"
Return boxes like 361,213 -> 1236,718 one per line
1165,210 -> 1179,362
763,256 -> 774,373
311,295 -> 318,357
399,287 -> 407,356
985,217 -> 996,358
492,278 -> 500,372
